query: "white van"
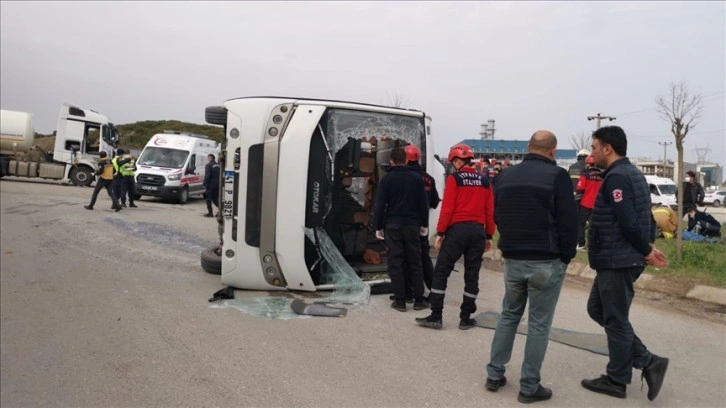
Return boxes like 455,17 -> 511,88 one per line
135,131 -> 219,204
645,175 -> 677,209
200,97 -> 445,292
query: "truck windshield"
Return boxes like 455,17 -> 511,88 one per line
103,124 -> 119,148
658,184 -> 676,195
138,147 -> 189,168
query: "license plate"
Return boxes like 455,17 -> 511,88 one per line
141,185 -> 158,191
223,170 -> 235,218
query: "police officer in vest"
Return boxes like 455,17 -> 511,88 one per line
416,143 -> 495,330
568,149 -> 590,190
119,151 -> 138,208
84,151 -> 121,211
582,126 -> 669,401
112,149 -> 134,208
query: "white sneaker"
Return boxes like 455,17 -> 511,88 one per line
576,245 -> 586,251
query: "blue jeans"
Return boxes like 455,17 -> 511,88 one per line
486,258 -> 566,395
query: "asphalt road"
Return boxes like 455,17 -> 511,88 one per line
1,179 -> 725,408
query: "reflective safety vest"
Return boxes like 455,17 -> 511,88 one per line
100,159 -> 115,180
112,157 -> 120,176
120,159 -> 136,177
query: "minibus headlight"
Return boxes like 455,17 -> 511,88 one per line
168,173 -> 182,181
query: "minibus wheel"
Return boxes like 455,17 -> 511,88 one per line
201,246 -> 222,275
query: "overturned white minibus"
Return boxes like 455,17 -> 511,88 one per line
201,97 -> 444,291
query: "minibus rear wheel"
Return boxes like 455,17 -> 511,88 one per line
201,246 -> 222,275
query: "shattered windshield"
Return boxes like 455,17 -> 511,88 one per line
326,109 -> 425,209
326,109 -> 425,162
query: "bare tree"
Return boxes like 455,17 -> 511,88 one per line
655,81 -> 703,258
569,132 -> 591,152
386,90 -> 409,108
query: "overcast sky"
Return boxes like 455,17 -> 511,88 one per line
2,1 -> 724,169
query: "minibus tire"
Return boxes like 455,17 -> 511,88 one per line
205,106 -> 227,126
201,246 -> 222,275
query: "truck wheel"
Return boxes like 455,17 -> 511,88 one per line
714,200 -> 721,208
69,166 -> 94,187
178,186 -> 189,204
201,246 -> 222,275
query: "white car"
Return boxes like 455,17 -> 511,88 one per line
703,190 -> 726,207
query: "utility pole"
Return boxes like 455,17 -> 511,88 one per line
587,113 -> 616,129
658,141 -> 672,177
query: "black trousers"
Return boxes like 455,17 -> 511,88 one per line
587,267 -> 652,385
402,234 -> 434,298
206,186 -> 219,214
89,178 -> 119,208
577,206 -> 592,247
384,224 -> 424,304
119,176 -> 136,204
113,177 -> 125,204
429,222 -> 486,319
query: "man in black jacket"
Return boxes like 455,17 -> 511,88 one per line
485,130 -> 577,404
582,126 -> 669,402
685,204 -> 721,237
203,154 -> 220,217
374,147 -> 429,312
403,144 -> 440,295
678,170 -> 705,208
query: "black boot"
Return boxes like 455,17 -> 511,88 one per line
642,354 -> 669,401
459,317 -> 477,330
415,314 -> 442,330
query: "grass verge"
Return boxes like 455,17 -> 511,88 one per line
572,230 -> 726,288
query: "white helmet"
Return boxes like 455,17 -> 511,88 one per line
577,149 -> 590,157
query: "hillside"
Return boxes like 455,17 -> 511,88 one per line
32,120 -> 225,152
117,120 -> 224,148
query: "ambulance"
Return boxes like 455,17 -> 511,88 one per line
135,131 -> 219,204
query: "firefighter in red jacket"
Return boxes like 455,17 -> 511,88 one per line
416,143 -> 496,330
575,155 -> 603,249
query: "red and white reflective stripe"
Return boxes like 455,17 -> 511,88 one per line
181,175 -> 204,184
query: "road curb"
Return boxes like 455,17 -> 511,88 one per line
482,250 -> 726,306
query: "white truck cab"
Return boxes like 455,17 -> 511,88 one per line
201,97 -> 444,292
645,175 -> 677,209
135,131 -> 219,204
0,103 -> 119,186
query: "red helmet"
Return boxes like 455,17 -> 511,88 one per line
447,144 -> 474,163
585,155 -> 596,165
404,145 -> 421,162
